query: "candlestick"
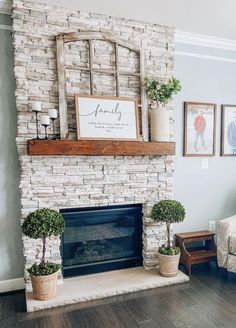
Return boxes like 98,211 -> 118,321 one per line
32,101 -> 42,112
48,108 -> 57,119
41,115 -> 50,125
48,109 -> 58,140
31,102 -> 42,139
41,115 -> 50,139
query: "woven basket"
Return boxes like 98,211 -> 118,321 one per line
157,252 -> 180,277
30,271 -> 58,301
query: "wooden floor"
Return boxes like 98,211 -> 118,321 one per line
1,264 -> 236,328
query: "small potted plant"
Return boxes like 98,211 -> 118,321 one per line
145,77 -> 181,142
151,200 -> 185,277
22,208 -> 65,301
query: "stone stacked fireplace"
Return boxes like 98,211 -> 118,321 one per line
13,0 -> 175,286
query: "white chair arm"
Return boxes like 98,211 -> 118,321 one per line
217,215 -> 236,268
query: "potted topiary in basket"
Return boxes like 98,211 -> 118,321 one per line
145,77 -> 181,142
22,208 -> 65,301
151,200 -> 185,277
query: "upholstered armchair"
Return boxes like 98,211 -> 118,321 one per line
217,215 -> 236,276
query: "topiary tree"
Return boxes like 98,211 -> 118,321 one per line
151,200 -> 185,254
22,208 -> 65,275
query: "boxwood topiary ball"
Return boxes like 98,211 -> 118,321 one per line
151,200 -> 185,224
22,208 -> 65,239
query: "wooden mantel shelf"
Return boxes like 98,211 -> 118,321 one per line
27,140 -> 175,156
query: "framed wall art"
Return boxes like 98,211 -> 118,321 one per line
75,94 -> 140,141
184,102 -> 216,156
221,105 -> 236,156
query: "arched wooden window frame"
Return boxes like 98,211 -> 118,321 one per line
56,32 -> 148,141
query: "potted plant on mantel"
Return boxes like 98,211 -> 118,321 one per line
151,200 -> 185,277
145,77 -> 181,142
22,208 -> 65,301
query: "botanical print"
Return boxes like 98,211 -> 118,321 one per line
184,102 -> 216,156
221,105 -> 236,156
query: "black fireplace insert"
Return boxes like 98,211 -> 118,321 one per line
60,204 -> 143,277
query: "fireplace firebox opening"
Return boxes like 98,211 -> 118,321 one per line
60,204 -> 143,278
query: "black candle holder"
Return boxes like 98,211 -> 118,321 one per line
50,117 -> 57,140
32,110 -> 40,139
42,124 -> 49,140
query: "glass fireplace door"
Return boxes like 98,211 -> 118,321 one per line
61,204 -> 142,277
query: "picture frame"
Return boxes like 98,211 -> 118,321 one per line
75,94 -> 140,141
184,102 -> 217,157
221,105 -> 236,156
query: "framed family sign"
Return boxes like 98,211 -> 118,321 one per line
221,105 -> 236,156
184,102 -> 217,156
75,95 -> 140,141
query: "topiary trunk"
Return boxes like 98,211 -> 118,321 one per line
41,237 -> 46,266
166,222 -> 171,248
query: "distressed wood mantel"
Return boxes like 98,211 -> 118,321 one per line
27,140 -> 175,156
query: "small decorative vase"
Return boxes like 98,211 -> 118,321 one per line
150,102 -> 169,142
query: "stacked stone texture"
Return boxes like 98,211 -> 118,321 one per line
12,0 -> 175,283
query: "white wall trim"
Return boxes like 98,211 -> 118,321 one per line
175,50 -> 236,63
0,0 -> 11,14
175,30 -> 236,52
0,23 -> 12,30
0,278 -> 25,293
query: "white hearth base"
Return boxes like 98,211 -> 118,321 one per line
26,267 -> 189,312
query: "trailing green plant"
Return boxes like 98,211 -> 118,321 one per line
22,208 -> 65,276
145,77 -> 181,105
151,200 -> 185,255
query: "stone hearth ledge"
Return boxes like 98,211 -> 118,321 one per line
26,267 -> 189,312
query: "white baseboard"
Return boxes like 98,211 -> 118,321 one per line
0,278 -> 25,293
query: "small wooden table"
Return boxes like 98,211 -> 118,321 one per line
175,230 -> 217,277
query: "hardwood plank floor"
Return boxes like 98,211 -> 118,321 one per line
1,264 -> 236,328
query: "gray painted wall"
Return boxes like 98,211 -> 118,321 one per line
0,25 -> 24,281
173,47 -> 236,233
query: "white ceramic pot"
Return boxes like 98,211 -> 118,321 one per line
150,102 -> 169,142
